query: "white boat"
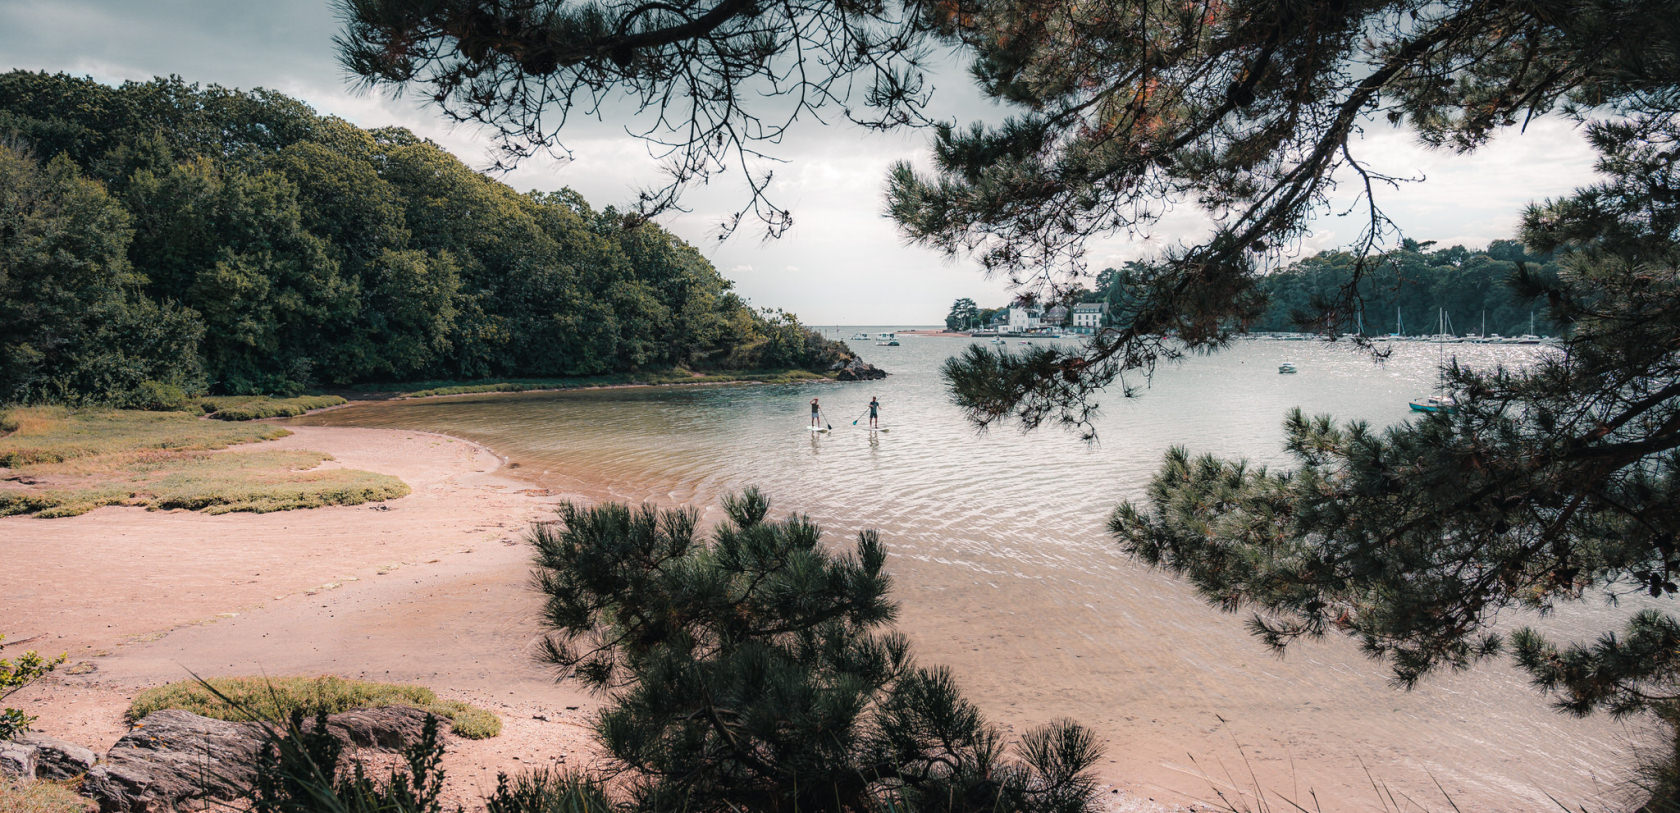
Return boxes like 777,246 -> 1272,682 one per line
874,331 -> 899,347
1410,309 -> 1458,413
1409,394 -> 1457,413
850,332 -> 869,340
1278,362 -> 1297,374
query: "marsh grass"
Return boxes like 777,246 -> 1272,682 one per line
0,778 -> 89,813
389,367 -> 830,399
0,407 -> 407,517
128,675 -> 501,739
194,394 -> 346,421
0,407 -> 288,466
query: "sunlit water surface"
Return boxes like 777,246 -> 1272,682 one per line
296,334 -> 1653,810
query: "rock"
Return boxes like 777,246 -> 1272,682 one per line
311,706 -> 433,751
81,707 -> 442,813
82,710 -> 267,813
19,733 -> 98,780
0,739 -> 37,780
834,358 -> 887,381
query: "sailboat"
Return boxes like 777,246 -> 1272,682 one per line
1409,308 -> 1457,413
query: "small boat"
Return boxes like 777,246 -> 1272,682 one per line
1278,362 -> 1297,374
1018,340 -> 1030,345
1409,394 -> 1457,413
990,337 -> 1006,345
850,332 -> 869,340
874,331 -> 899,346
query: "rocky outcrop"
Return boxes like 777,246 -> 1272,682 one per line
22,733 -> 98,780
75,707 -> 439,813
81,711 -> 266,813
833,358 -> 887,381
0,738 -> 36,780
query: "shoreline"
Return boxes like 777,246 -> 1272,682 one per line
4,418 -> 1157,812
2,424 -> 603,807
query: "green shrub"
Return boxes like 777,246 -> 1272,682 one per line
197,395 -> 346,421
128,676 -> 500,739
484,769 -> 613,813
122,380 -> 191,412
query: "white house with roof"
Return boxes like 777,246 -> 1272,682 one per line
1072,302 -> 1107,333
1007,306 -> 1042,332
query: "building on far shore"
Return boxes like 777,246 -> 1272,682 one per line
1007,306 -> 1043,333
1072,302 -> 1108,333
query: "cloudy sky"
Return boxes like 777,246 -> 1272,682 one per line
0,0 -> 1604,324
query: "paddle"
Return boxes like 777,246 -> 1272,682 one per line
850,407 -> 869,426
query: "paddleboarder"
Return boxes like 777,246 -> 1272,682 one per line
810,397 -> 822,428
867,396 -> 880,429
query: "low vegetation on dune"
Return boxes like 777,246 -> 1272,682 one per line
0,407 -> 406,517
127,676 -> 501,740
0,778 -> 88,813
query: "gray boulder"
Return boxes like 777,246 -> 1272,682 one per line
82,710 -> 265,813
81,707 -> 442,813
0,738 -> 37,780
20,733 -> 99,780
834,358 -> 887,381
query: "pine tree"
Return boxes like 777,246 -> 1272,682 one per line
530,489 -> 1102,812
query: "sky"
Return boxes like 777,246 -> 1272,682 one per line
0,0 -> 1606,324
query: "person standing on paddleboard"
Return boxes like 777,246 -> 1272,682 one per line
810,397 -> 821,428
868,396 -> 880,429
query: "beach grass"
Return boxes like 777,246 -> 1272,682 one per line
0,778 -> 89,813
0,406 -> 290,467
128,676 -> 502,739
0,407 -> 408,517
385,368 -> 830,399
193,394 -> 346,421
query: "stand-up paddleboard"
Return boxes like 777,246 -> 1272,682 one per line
859,426 -> 890,433
808,425 -> 830,433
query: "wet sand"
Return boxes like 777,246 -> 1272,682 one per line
3,426 -> 599,805
4,418 -> 1657,811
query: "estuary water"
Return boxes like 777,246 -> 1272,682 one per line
296,333 -> 1651,810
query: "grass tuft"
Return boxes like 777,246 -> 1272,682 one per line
0,778 -> 89,813
127,676 -> 501,739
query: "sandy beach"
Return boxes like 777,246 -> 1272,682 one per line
2,425 -> 603,805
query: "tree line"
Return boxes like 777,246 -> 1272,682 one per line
0,72 -> 848,406
948,239 -> 1563,337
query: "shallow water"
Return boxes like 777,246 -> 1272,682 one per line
296,334 -> 1652,810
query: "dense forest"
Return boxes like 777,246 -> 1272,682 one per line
1246,239 -> 1564,336
955,240 -> 1563,337
0,72 -> 848,406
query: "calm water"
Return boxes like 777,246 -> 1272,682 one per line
296,334 -> 1650,810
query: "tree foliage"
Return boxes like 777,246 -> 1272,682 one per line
1114,129 -> 1680,718
0,72 -> 850,402
0,634 -> 65,740
530,490 -> 1102,812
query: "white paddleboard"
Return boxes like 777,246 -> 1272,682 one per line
808,426 -> 830,433
859,426 -> 889,432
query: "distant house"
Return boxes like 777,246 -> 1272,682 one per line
987,310 -> 1010,331
1072,302 -> 1107,333
1007,306 -> 1042,333
1042,305 -> 1069,327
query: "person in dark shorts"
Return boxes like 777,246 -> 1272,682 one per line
867,396 -> 880,428
810,397 -> 821,427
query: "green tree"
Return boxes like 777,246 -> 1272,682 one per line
946,297 -> 979,331
531,490 -> 1102,812
0,143 -> 203,404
